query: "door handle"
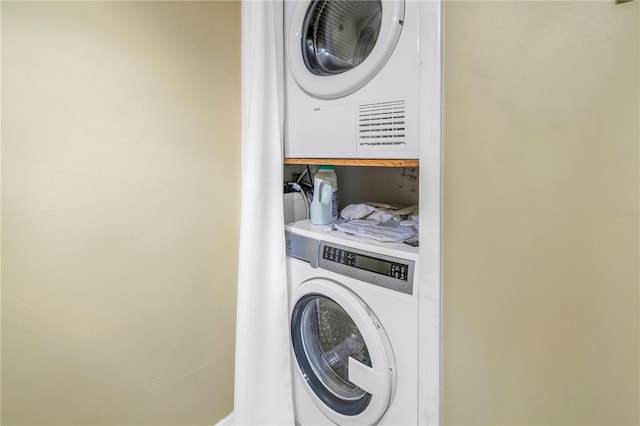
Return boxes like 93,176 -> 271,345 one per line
348,356 -> 387,397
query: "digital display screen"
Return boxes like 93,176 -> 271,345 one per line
321,245 -> 409,282
354,253 -> 393,276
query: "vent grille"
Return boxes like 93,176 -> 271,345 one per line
358,100 -> 406,148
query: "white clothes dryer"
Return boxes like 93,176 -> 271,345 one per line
284,0 -> 424,159
285,220 -> 418,425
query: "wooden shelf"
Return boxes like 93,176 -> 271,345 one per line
284,158 -> 419,167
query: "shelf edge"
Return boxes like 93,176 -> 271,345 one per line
283,158 -> 419,167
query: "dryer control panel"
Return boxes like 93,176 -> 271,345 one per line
318,241 -> 415,295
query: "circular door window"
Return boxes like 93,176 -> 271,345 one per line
287,0 -> 405,99
302,1 -> 382,76
290,279 -> 395,425
293,295 -> 372,414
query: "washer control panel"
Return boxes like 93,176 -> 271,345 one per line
318,241 -> 415,295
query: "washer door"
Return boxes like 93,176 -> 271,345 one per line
291,278 -> 395,425
287,0 -> 405,99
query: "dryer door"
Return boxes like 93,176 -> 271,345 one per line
287,0 -> 405,99
290,278 -> 395,425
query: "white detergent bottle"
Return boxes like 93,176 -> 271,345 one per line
310,165 -> 338,225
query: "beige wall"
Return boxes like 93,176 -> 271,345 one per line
1,2 -> 240,425
443,1 -> 639,424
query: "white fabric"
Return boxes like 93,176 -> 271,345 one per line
341,203 -> 419,222
335,203 -> 420,242
340,203 -> 376,221
218,1 -> 294,425
333,220 -> 417,242
340,203 -> 417,222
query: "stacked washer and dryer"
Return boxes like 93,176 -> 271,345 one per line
283,1 -> 439,424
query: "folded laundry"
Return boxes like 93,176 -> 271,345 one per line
334,203 -> 419,243
340,203 -> 418,221
333,220 -> 416,243
340,203 -> 377,221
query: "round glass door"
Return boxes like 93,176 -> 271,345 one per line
287,0 -> 405,99
291,294 -> 372,415
302,1 -> 382,76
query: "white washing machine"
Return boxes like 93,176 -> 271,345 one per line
284,0 -> 423,159
285,220 -> 418,425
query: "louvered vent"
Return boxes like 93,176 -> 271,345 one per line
358,100 -> 406,148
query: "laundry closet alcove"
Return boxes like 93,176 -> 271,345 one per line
227,0 -> 442,424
